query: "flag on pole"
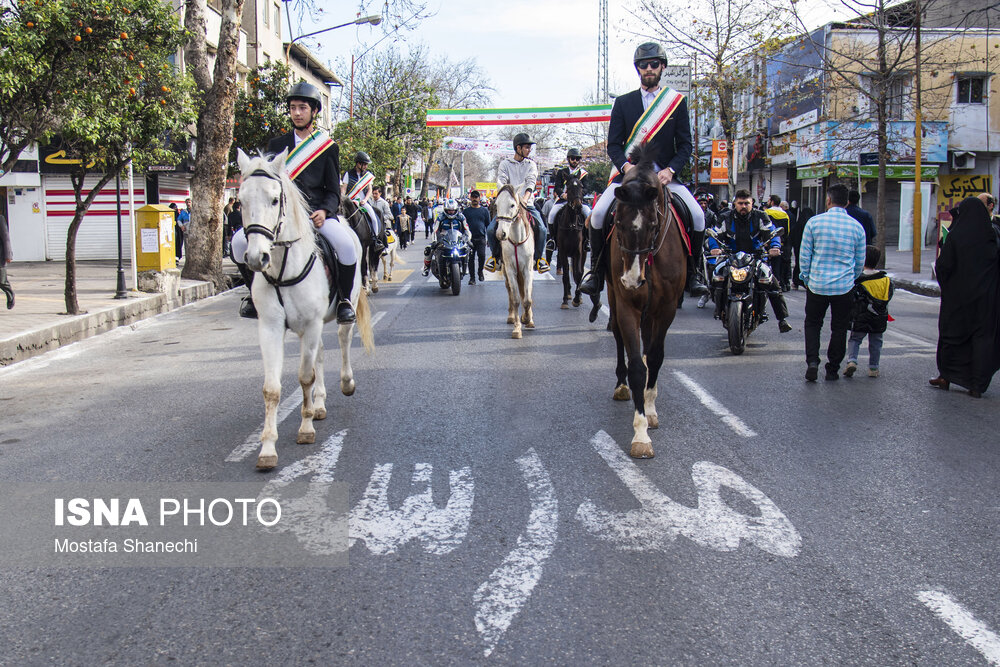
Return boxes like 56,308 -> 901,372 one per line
427,105 -> 612,127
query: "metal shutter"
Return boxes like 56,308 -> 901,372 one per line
44,175 -> 146,261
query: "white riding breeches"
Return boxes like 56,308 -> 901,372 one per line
547,201 -> 592,227
230,215 -> 359,266
591,178 -> 705,233
360,201 -> 380,235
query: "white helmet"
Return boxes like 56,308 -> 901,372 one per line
444,199 -> 458,216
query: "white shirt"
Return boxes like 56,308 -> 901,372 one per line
497,156 -> 538,197
641,86 -> 661,111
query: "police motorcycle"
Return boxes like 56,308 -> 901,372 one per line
705,226 -> 782,355
430,227 -> 471,295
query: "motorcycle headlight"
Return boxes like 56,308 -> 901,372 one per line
729,267 -> 749,282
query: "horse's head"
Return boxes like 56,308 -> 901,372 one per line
237,147 -> 301,272
613,143 -> 665,289
494,184 -> 527,242
565,175 -> 583,207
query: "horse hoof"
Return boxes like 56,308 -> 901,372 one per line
630,441 -> 655,459
613,385 -> 631,401
507,316 -> 516,324
561,302 -> 570,309
511,330 -> 522,339
256,454 -> 278,470
341,378 -> 356,396
297,431 -> 316,445
647,413 -> 659,429
313,406 -> 327,420
573,296 -> 582,307
525,321 -> 535,329
372,284 -> 379,293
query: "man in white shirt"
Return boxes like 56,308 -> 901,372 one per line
484,133 -> 550,273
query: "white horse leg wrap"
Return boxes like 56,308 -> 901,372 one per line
230,227 -> 248,264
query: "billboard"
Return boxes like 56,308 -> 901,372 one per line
766,28 -> 826,136
791,121 -> 949,166
710,140 -> 729,184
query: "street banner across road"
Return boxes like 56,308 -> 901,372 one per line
442,137 -> 510,153
427,105 -> 612,127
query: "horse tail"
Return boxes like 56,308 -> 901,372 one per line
356,289 -> 375,355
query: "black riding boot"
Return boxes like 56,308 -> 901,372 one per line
688,230 -> 708,296
235,262 -> 257,319
336,263 -> 357,324
579,226 -> 607,296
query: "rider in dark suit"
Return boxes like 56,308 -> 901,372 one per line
580,42 -> 705,297
231,82 -> 358,323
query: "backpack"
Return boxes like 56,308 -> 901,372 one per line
850,272 -> 893,334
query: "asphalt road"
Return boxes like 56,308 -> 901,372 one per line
0,242 -> 997,665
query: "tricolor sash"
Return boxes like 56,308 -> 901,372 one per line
285,130 -> 335,181
570,166 -> 589,179
346,171 -> 375,201
607,87 -> 685,184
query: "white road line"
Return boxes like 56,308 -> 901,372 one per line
917,590 -> 1000,665
884,328 -> 936,348
577,431 -> 801,557
600,305 -> 610,318
371,311 -> 386,328
672,370 -> 758,437
225,393 -> 304,462
474,448 -> 558,658
398,284 -> 412,296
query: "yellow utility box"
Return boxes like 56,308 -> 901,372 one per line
135,204 -> 176,271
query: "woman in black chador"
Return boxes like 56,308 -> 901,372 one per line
930,196 -> 1000,397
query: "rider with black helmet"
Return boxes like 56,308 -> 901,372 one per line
579,42 -> 705,300
483,133 -> 550,274
342,150 -> 384,253
231,80 -> 359,324
547,147 -> 593,242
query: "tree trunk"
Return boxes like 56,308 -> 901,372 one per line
181,0 -> 246,289
65,170 -> 116,314
875,13 -> 889,268
419,149 -> 435,199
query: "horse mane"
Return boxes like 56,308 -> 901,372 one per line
242,152 -> 314,239
625,143 -> 659,185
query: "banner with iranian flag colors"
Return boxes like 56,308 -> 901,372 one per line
427,105 -> 612,127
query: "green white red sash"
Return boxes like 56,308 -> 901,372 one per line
346,171 -> 375,201
285,130 -> 335,181
607,87 -> 685,184
570,166 -> 588,179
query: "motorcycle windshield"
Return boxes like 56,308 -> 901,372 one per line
442,229 -> 463,248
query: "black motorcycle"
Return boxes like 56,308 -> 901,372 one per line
430,228 -> 471,296
706,228 -> 780,355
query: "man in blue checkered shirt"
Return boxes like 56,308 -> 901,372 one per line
798,183 -> 867,381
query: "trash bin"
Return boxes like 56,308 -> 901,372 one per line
135,204 -> 176,271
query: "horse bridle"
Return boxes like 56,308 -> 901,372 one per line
242,169 -> 296,247
616,195 -> 671,260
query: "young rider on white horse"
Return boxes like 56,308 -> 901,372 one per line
231,81 -> 358,323
423,199 -> 471,275
342,151 -> 384,254
484,133 -> 550,274
580,42 -> 705,298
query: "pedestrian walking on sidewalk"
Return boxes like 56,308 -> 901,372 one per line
799,183 -> 867,381
929,196 -> 1000,397
845,245 -> 894,378
0,212 -> 14,309
846,190 -> 876,245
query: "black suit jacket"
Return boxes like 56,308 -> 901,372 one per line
607,89 -> 692,177
267,132 -> 341,217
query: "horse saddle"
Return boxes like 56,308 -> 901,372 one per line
314,232 -> 339,308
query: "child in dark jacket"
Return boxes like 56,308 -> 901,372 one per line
845,245 -> 894,378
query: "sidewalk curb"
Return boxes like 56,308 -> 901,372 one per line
887,273 -> 941,298
0,281 -> 214,366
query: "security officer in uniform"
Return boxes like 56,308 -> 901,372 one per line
231,81 -> 358,323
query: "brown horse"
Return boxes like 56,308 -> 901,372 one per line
555,174 -> 588,309
340,199 -> 380,294
606,143 -> 687,459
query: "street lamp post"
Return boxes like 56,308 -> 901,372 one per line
284,14 -> 381,73
113,168 -> 128,299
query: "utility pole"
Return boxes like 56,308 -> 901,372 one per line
598,0 -> 609,101
913,0 -> 923,273
693,53 -> 699,190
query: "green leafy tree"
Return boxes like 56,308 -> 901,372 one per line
231,62 -> 291,168
333,116 -> 402,189
42,0 -> 196,314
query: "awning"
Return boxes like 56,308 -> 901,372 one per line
836,164 -> 939,179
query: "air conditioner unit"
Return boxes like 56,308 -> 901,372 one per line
952,151 -> 976,170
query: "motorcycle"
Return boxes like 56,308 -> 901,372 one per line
706,228 -> 780,355
429,228 -> 471,296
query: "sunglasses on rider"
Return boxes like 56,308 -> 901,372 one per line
637,59 -> 663,70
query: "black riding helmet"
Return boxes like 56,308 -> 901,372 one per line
354,151 -> 371,165
512,132 -> 536,150
286,81 -> 323,112
567,148 -> 582,159
633,42 -> 668,68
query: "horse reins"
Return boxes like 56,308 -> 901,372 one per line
243,168 -> 316,310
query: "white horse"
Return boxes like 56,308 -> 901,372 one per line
381,228 -> 403,281
494,184 -> 535,339
237,148 -> 374,470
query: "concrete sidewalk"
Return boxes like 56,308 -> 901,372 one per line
0,259 -> 223,366
881,246 -> 940,297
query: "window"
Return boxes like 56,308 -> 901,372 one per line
262,1 -> 269,27
957,76 -> 986,104
861,74 -> 911,120
274,5 -> 280,37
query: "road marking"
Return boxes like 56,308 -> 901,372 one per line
577,431 -> 801,557
672,370 -> 758,437
371,311 -> 386,328
474,448 -> 558,658
884,328 -> 936,348
601,305 -> 610,318
398,284 -> 412,296
917,590 -> 1000,665
225,393 -> 304,462
349,463 -> 474,555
